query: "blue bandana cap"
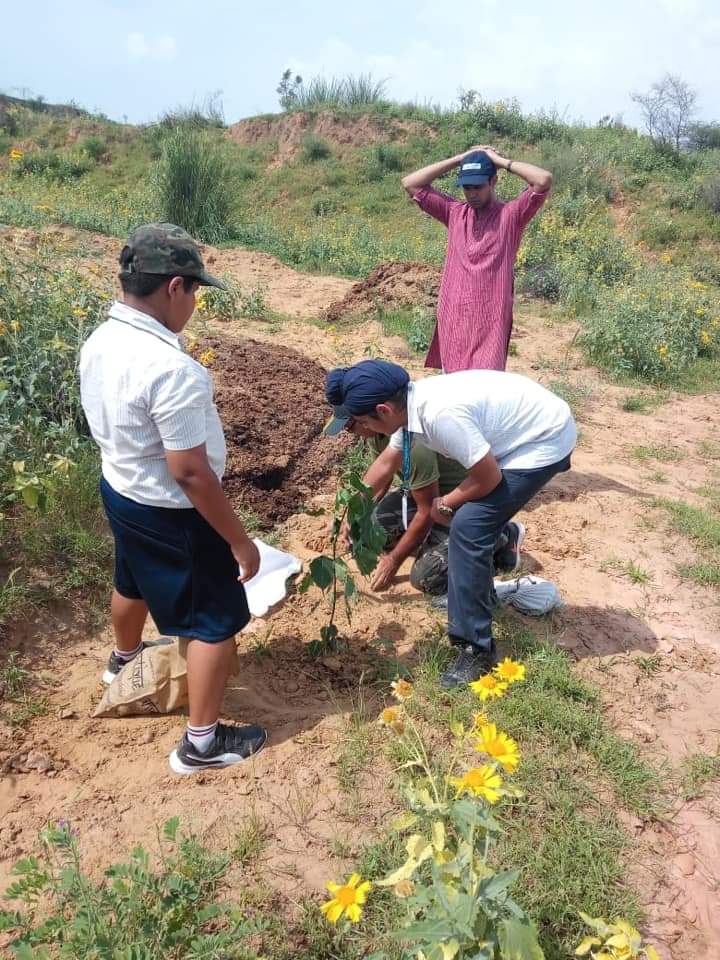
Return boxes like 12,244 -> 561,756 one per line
323,360 -> 410,434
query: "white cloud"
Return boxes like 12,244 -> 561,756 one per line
126,32 -> 177,60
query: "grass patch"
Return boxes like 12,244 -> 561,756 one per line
697,439 -> 720,460
547,378 -> 594,418
375,305 -> 436,354
408,618 -> 661,957
676,561 -> 720,586
657,498 -> 720,549
658,496 -> 720,588
620,392 -> 666,414
233,811 -> 267,866
629,443 -> 685,463
682,751 -> 720,798
0,652 -> 49,727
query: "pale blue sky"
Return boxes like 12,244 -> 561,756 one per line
2,0 -> 719,126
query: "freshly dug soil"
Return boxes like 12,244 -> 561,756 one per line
204,335 -> 350,525
323,260 -> 442,323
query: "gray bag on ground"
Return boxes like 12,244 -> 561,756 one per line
494,576 -> 564,615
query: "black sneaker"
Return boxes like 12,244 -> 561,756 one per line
495,521 -> 525,574
169,722 -> 268,775
430,594 -> 448,610
101,638 -> 173,685
440,644 -> 497,689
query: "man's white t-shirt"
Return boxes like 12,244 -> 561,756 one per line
389,370 -> 576,471
80,302 -> 226,509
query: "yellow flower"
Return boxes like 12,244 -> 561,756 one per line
72,307 -> 88,318
10,320 -> 20,332
469,674 -> 508,701
198,348 -> 215,367
449,765 -> 503,803
695,307 -> 706,318
494,657 -> 526,684
390,679 -> 413,702
321,873 -> 371,924
471,711 -> 491,732
9,148 -> 23,161
474,723 -> 521,773
379,706 -> 405,735
656,343 -> 669,358
700,330 -> 712,346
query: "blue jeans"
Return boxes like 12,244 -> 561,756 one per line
447,455 -> 571,651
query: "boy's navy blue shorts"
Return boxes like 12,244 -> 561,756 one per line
100,477 -> 250,643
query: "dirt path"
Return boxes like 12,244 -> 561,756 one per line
1,227 -> 719,959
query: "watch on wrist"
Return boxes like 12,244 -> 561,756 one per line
507,160 -> 514,173
437,498 -> 454,517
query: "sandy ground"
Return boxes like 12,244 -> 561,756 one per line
1,226 -> 719,959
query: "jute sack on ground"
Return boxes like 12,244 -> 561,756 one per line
93,638 -> 240,718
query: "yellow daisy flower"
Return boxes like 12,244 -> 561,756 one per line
378,706 -> 405,735
390,678 -> 413,702
494,657 -> 526,684
473,723 -> 521,773
469,674 -> 508,701
449,765 -> 503,803
321,873 -> 371,924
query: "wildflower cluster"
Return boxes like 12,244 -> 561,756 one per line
322,662 -> 539,958
581,267 -> 720,382
576,914 -> 659,960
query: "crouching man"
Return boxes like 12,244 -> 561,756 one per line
324,360 -> 575,689
324,418 -> 525,594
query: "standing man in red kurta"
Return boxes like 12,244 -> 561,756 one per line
402,146 -> 552,373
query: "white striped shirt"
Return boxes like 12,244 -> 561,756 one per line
80,302 -> 226,508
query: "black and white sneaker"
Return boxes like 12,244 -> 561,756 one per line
440,644 -> 497,689
169,722 -> 268,775
102,638 -> 173,685
495,521 -> 526,574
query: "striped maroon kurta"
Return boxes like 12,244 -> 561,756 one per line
415,186 -> 547,372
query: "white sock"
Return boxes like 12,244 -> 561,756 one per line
187,721 -> 218,752
114,641 -> 143,663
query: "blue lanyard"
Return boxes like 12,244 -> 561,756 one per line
401,428 -> 411,530
401,428 -> 411,489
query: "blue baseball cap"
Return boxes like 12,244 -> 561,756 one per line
457,150 -> 497,186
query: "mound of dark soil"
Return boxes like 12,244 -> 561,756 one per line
323,260 -> 442,324
204,336 -> 350,526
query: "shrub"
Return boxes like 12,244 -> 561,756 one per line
687,121 -> 720,151
458,91 -> 568,143
300,132 -> 331,162
289,73 -> 388,111
700,174 -> 720,213
80,135 -> 106,160
156,125 -> 235,243
365,142 -> 405,181
12,148 -> 93,181
0,819 -> 262,956
538,141 -> 614,201
580,268 -> 720,382
637,211 -> 681,247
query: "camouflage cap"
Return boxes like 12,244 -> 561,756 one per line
119,222 -> 224,289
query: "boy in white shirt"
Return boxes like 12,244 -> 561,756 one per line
80,223 -> 266,773
324,359 -> 575,688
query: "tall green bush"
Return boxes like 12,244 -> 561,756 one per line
156,126 -> 235,243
